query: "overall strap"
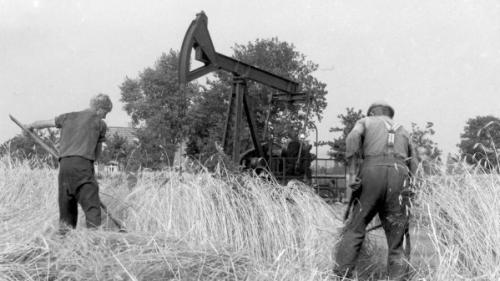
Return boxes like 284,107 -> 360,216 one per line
383,120 -> 401,148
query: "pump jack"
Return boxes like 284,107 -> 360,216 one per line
179,11 -> 313,182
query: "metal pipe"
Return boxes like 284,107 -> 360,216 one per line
310,123 -> 319,183
307,122 -> 319,194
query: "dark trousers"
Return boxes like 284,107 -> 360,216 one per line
58,156 -> 101,229
336,158 -> 410,280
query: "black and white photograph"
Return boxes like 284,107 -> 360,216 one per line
1,1 -> 499,280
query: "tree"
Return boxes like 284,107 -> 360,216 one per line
458,115 -> 500,170
186,37 -> 328,160
99,132 -> 135,168
184,80 -> 228,161
119,50 -> 198,169
0,128 -> 59,167
323,108 -> 365,164
410,122 -> 441,161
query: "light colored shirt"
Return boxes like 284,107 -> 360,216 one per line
346,115 -> 413,161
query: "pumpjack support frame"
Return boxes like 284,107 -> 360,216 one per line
179,11 -> 307,163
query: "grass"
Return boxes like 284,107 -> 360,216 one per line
1,156 -> 499,280
415,164 -> 500,281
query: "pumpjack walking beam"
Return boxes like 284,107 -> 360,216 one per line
179,11 -> 307,163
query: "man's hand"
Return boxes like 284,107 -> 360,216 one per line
24,123 -> 35,131
347,173 -> 362,191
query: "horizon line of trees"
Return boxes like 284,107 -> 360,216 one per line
1,37 -> 328,170
5,107 -> 499,172
2,37 -> 500,172
321,108 -> 500,172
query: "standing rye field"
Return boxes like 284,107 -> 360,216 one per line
0,156 -> 499,280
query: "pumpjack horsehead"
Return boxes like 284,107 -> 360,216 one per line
178,12 -> 313,183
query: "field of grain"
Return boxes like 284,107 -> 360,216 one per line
1,157 -> 499,280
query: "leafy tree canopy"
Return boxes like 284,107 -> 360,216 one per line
323,107 -> 365,164
410,122 -> 441,161
0,129 -> 59,167
100,132 -> 139,169
186,37 -> 328,160
120,50 -> 199,168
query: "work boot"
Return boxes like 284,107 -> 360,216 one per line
57,223 -> 72,237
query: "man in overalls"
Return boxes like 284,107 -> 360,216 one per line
335,101 -> 417,280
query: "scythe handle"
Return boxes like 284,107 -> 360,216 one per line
9,114 -> 59,158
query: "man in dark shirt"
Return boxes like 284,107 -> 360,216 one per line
27,94 -> 112,232
335,101 -> 417,280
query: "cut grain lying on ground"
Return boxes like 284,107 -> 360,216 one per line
1,157 -> 500,280
0,158 -> 344,280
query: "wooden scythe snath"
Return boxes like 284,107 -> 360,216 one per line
179,11 -> 307,163
9,114 -> 59,159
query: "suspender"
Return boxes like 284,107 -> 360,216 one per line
383,120 -> 401,148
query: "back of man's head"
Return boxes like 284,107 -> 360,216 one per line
367,101 -> 394,118
370,106 -> 393,118
90,93 -> 113,113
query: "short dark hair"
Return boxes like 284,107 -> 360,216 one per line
90,93 -> 113,112
370,106 -> 393,118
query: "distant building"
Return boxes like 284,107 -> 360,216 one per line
104,160 -> 119,173
106,126 -> 138,144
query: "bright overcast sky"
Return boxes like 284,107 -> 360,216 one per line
1,0 -> 500,157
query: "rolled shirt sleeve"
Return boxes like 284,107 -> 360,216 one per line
54,113 -> 68,129
345,118 -> 366,159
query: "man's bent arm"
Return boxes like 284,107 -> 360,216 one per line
345,120 -> 365,159
95,142 -> 103,160
345,119 -> 365,186
346,155 -> 361,188
28,119 -> 56,130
